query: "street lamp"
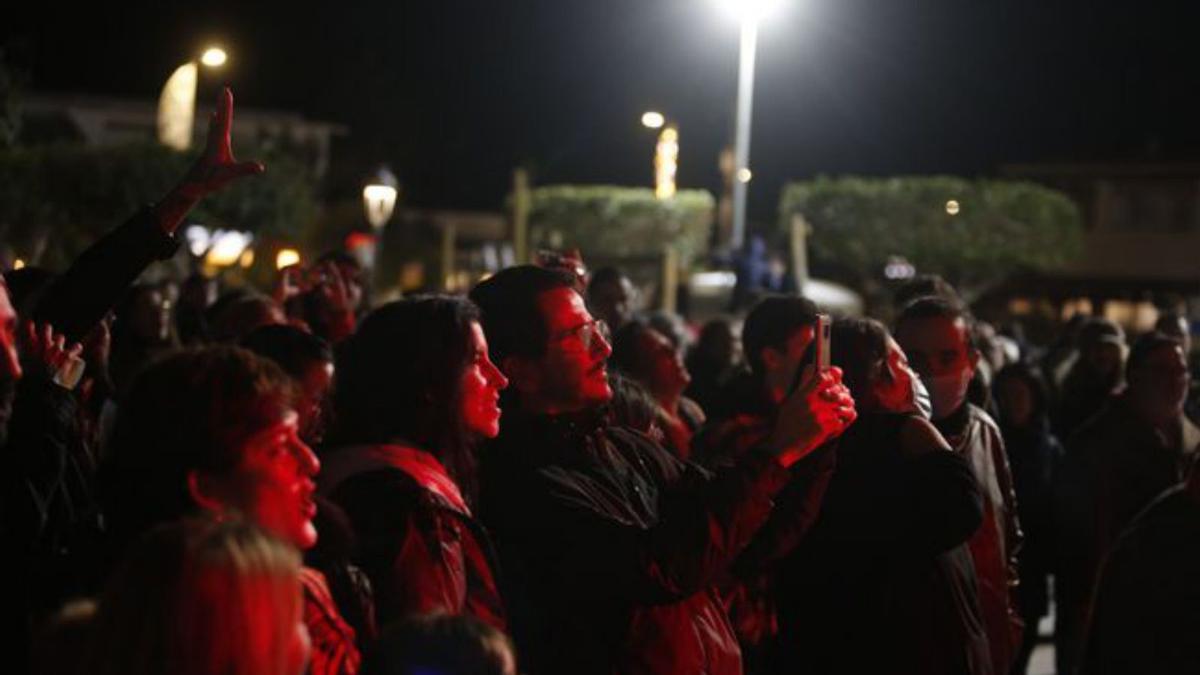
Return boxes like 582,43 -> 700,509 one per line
157,45 -> 228,151
362,166 -> 399,231
715,0 -> 789,249
641,111 -> 666,129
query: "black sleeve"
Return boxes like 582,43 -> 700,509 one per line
33,208 -> 180,343
501,441 -> 791,606
731,443 -> 837,578
2,372 -> 78,552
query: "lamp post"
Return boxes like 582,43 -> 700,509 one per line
715,0 -> 787,249
357,166 -> 399,274
157,46 -> 228,151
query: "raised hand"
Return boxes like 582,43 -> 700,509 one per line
21,321 -> 84,386
763,365 -> 857,468
153,87 -> 265,234
177,86 -> 265,198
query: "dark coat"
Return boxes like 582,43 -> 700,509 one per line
691,376 -> 836,657
1080,485 -> 1200,675
1053,393 -> 1200,674
772,412 -> 992,675
999,418 -> 1062,619
320,444 -> 507,631
479,408 -> 790,675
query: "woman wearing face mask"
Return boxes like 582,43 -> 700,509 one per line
319,297 -> 510,632
769,317 -> 991,675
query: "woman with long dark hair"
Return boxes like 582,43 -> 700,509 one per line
319,297 -> 509,630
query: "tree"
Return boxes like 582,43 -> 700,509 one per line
0,141 -> 315,270
777,175 -> 1083,299
526,185 -> 714,266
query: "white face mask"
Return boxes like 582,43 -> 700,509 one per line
927,369 -> 971,420
912,375 -> 933,420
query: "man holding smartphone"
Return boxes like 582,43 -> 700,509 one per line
692,296 -> 843,664
470,269 -> 855,675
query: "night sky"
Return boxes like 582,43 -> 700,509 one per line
6,1 -> 1200,221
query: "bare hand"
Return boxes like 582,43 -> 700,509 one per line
21,321 -> 83,380
273,264 -> 306,305
177,87 -> 265,199
764,365 -> 857,468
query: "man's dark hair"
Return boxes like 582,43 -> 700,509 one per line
587,266 -> 627,298
892,274 -> 962,310
742,295 -> 819,376
241,324 -> 332,381
830,317 -> 890,403
1126,331 -> 1182,380
102,346 -> 295,554
328,297 -> 482,498
608,318 -> 654,381
469,265 -> 574,364
895,295 -> 978,351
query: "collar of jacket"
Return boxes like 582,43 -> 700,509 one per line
933,400 -> 974,441
318,443 -> 471,516
504,405 -> 611,439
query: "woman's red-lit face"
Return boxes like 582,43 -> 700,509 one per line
219,411 -> 322,550
460,321 -> 509,438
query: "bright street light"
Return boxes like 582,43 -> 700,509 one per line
716,0 -> 792,249
158,46 -> 229,151
641,111 -> 666,129
363,166 -> 400,231
200,47 -> 228,67
714,0 -> 788,23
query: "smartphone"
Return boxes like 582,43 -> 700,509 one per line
789,313 -> 832,395
816,313 -> 831,372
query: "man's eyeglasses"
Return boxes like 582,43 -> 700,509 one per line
552,318 -> 609,351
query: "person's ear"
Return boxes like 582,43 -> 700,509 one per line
760,346 -> 783,373
501,355 -> 540,395
187,470 -> 227,514
967,347 -> 981,373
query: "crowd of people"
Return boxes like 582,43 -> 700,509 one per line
5,88 -> 1199,675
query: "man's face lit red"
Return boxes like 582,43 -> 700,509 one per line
530,287 -> 613,412
460,321 -> 509,438
216,411 -> 321,550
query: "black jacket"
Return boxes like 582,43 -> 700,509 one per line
772,412 -> 991,675
479,407 -> 790,675
1081,485 -> 1200,675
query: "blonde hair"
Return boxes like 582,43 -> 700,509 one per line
86,517 -> 305,675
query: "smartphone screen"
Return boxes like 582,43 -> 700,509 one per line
789,314 -> 831,395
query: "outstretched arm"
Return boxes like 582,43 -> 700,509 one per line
34,87 -> 264,342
